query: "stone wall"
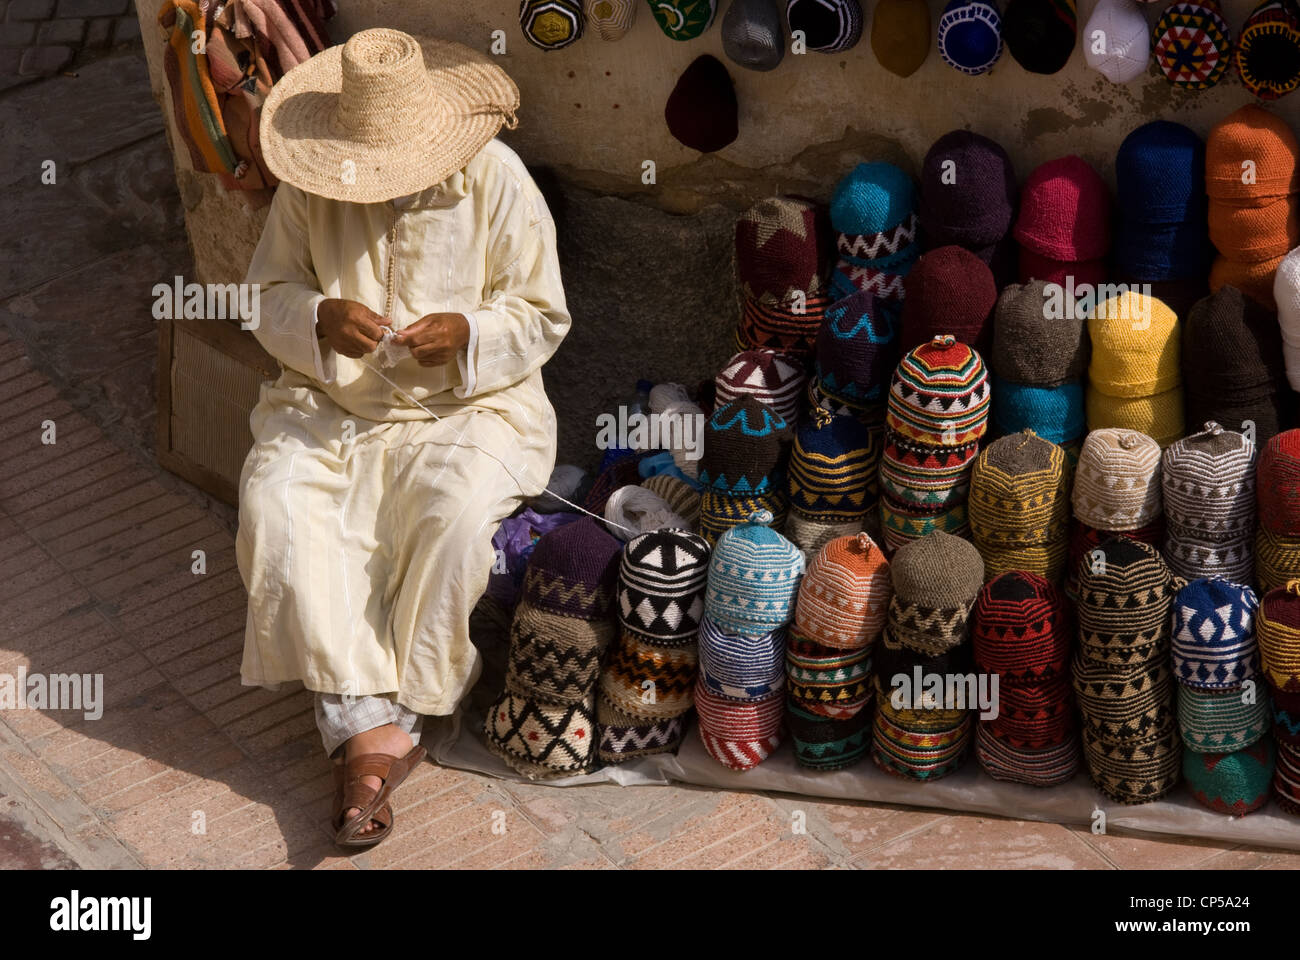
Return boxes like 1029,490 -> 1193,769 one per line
133,0 -> 1300,467
1,0 -> 139,85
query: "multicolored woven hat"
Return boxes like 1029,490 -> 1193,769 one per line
969,430 -> 1071,546
597,696 -> 687,764
787,700 -> 872,769
787,632 -> 874,717
1257,579 -> 1300,690
695,682 -> 784,770
522,517 -> 624,620
1151,0 -> 1232,89
704,510 -> 806,635
648,0 -> 718,39
1080,721 -> 1182,804
973,571 -> 1072,684
698,489 -> 787,548
1257,429 -> 1300,535
830,162 -> 920,303
872,700 -> 973,780
887,531 -> 984,655
485,688 -> 598,779
599,629 -> 698,718
786,0 -> 865,52
505,604 -> 613,704
715,349 -> 806,425
976,721 -> 1080,785
815,289 -> 899,404
887,336 -> 991,446
787,412 -> 876,522
1072,428 -> 1164,531
1161,423 -> 1255,540
1183,739 -> 1275,815
698,397 -> 791,495
1235,0 -> 1300,101
1171,577 -> 1261,688
697,615 -> 786,699
1075,537 -> 1181,664
1176,684 -> 1271,752
1275,738 -> 1300,813
937,0 -> 1005,75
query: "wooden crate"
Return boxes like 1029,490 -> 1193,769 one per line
156,314 -> 278,505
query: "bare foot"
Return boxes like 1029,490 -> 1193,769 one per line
340,723 -> 414,837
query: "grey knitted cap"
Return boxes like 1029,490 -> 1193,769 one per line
889,531 -> 985,607
992,280 -> 1090,386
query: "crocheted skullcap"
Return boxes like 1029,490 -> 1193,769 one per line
1205,104 -> 1300,202
1183,739 -> 1274,815
815,289 -> 899,403
992,279 -> 1090,387
972,570 -> 1072,683
697,615 -> 786,700
698,397 -> 791,495
1171,577 -> 1261,689
788,412 -> 877,521
786,0 -> 865,52
522,517 -> 624,620
920,129 -> 1017,249
1151,1 -> 1232,90
1003,0 -> 1077,75
969,429 -> 1071,547
735,195 -> 832,301
992,378 -> 1086,445
1257,579 -> 1300,691
694,682 -> 784,770
715,349 -> 807,425
1235,0 -> 1300,102
830,161 -> 917,236
1161,422 -> 1256,540
1257,429 -> 1300,535
889,530 -> 985,607
899,246 -> 998,354
1072,428 -> 1164,530
616,529 -> 711,643
886,335 -> 991,446
1183,285 -> 1287,393
705,510 -> 806,634
1013,155 -> 1112,261
793,531 -> 892,649
1083,0 -> 1151,83
1116,121 -> 1207,224
938,0 -> 1004,75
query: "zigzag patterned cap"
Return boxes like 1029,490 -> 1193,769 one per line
617,529 -> 711,642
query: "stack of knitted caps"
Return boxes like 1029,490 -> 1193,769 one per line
973,571 -> 1079,786
898,245 -> 998,356
1161,422 -> 1257,584
1113,121 -> 1211,309
871,532 -> 983,780
785,409 -> 877,557
714,348 -> 806,426
1256,431 -> 1300,592
786,532 -> 891,769
1183,286 -> 1291,442
697,511 -> 805,770
1173,577 -> 1274,815
1206,105 -> 1300,311
734,195 -> 833,358
919,130 -> 1018,287
1253,579 -> 1300,813
1068,428 -> 1164,599
697,397 -> 791,547
485,518 -> 622,779
829,162 -> 921,313
880,335 -> 991,551
989,280 -> 1089,459
597,529 -> 711,764
1073,537 -> 1183,803
1014,155 -> 1111,288
1086,289 -> 1185,449
969,430 -> 1072,583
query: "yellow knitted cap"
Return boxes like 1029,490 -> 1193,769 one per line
1087,290 -> 1181,398
1086,386 -> 1185,449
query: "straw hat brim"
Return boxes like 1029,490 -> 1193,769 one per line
259,35 -> 520,204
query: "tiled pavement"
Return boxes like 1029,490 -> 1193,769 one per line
4,334 -> 1300,870
2,48 -> 1299,872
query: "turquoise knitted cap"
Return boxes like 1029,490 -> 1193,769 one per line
1183,739 -> 1275,816
830,162 -> 917,236
991,376 -> 1085,444
704,510 -> 806,635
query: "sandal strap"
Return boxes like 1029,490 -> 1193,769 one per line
344,753 -> 400,783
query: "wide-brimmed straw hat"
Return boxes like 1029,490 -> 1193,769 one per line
259,28 -> 520,203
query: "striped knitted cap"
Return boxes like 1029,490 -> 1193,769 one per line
616,529 -> 710,643
1257,579 -> 1300,690
973,571 -> 1072,684
872,704 -> 973,781
786,633 -> 874,717
506,602 -> 615,704
1177,683 -> 1271,753
969,430 -> 1071,547
1086,291 -> 1180,398
1073,653 -> 1176,742
694,682 -> 784,770
786,0 -> 865,51
793,532 -> 892,649
879,430 -> 979,510
640,474 -> 701,528
1013,155 -> 1112,261
787,701 -> 872,770
1117,121 -> 1207,225
1072,428 -> 1164,530
714,349 -> 807,425
937,0 -> 1004,75
735,195 -> 832,302
1235,0 -> 1300,101
1205,104 -> 1300,202
899,246 -> 998,355
992,377 -> 1086,445
586,0 -> 637,40
1080,722 -> 1182,804
697,488 -> 788,548
976,721 -> 1081,786
1170,577 -> 1261,688
599,629 -> 697,719
1183,285 -> 1286,394
698,397 -> 791,495
1151,1 -> 1232,90
887,336 -> 991,446
1065,517 -> 1164,599
880,497 -> 971,552
991,280 -> 1090,387
704,510 -> 805,634
522,517 -> 624,620
1164,537 -> 1255,585
920,129 -> 1017,249
815,289 -> 900,403
1161,423 -> 1256,540
697,614 -> 786,699
1257,527 -> 1300,594
1184,740 -> 1275,815
1075,537 -> 1179,661
987,676 -> 1076,747
1276,738 -> 1300,813
787,411 -> 876,521
596,696 -> 686,764
1256,429 -> 1300,535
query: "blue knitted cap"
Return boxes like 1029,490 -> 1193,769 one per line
705,511 -> 806,634
1116,121 -> 1207,225
938,0 -> 1004,76
1113,219 -> 1211,281
991,376 -> 1085,443
1171,577 -> 1261,689
830,162 -> 917,236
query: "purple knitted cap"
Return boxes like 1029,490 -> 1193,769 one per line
522,516 -> 623,619
920,130 -> 1018,249
814,289 -> 900,404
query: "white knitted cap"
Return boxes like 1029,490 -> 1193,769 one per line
1082,0 -> 1151,83
1275,246 -> 1300,391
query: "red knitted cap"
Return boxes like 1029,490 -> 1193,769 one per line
1013,155 -> 1112,261
735,195 -> 833,301
1258,429 -> 1300,535
1017,247 -> 1107,288
899,245 -> 998,355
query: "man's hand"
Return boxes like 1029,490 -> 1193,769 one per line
394,312 -> 470,367
316,299 -> 390,358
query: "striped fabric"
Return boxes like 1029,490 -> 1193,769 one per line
694,682 -> 784,770
704,517 -> 806,635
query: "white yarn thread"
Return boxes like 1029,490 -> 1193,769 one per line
603,484 -> 690,542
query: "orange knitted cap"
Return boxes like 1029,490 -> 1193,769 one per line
1205,105 -> 1300,202
1210,253 -> 1283,310
793,532 -> 893,650
1208,195 -> 1300,263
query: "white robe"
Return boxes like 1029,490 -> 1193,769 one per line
236,139 -> 570,715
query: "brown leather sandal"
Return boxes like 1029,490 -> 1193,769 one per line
333,745 -> 427,847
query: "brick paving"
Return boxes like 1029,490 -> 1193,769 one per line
2,45 -> 1299,871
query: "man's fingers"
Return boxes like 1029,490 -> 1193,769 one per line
354,316 -> 389,343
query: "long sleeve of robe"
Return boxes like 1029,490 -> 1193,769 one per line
235,139 -> 571,714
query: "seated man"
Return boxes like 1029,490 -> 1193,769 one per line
236,28 -> 570,847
